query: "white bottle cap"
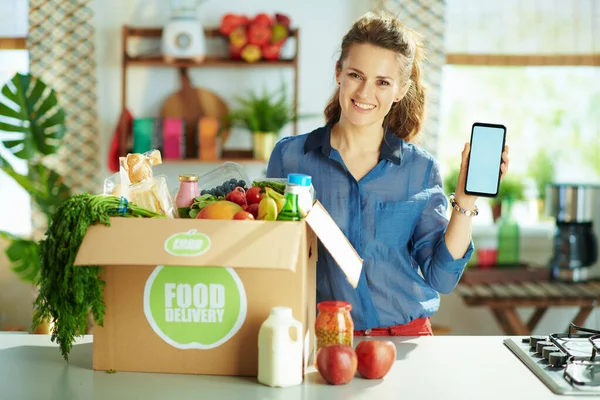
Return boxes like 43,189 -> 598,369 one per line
270,306 -> 293,319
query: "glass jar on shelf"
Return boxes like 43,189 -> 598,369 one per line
315,301 -> 354,351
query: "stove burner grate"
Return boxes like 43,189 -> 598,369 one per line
548,323 -> 600,387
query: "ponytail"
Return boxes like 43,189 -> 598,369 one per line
383,38 -> 427,143
324,86 -> 342,125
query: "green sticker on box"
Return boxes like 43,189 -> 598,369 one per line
144,266 -> 247,349
164,230 -> 211,257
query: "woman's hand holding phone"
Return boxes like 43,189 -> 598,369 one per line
453,122 -> 510,210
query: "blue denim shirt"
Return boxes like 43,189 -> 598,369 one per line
266,124 -> 474,330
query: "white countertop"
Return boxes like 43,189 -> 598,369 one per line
0,333 -> 584,400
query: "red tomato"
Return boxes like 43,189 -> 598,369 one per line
233,211 -> 254,220
245,186 -> 262,205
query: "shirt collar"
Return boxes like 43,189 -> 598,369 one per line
304,124 -> 403,165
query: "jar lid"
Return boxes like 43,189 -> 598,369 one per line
179,174 -> 199,182
288,173 -> 312,187
317,301 -> 352,313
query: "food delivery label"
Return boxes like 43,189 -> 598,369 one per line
164,229 -> 211,257
143,265 -> 247,349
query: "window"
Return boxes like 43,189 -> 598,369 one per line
0,0 -> 30,236
438,65 -> 600,183
437,0 -> 600,225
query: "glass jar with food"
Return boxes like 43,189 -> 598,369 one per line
315,301 -> 354,351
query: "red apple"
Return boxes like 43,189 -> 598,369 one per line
275,13 -> 291,27
316,345 -> 357,385
355,339 -> 396,379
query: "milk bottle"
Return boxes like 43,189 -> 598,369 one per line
257,306 -> 303,387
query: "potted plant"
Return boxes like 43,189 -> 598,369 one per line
490,176 -> 526,222
225,82 -> 299,161
528,148 -> 555,217
443,167 -> 460,197
0,73 -> 69,332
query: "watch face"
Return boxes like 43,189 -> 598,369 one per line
175,32 -> 192,49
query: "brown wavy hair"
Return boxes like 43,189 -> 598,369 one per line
324,12 -> 427,143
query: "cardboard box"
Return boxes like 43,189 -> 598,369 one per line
73,202 -> 362,376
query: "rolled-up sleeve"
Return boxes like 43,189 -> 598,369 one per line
410,159 -> 474,294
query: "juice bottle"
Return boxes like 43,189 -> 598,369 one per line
497,198 -> 520,265
277,182 -> 303,221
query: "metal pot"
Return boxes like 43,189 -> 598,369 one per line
545,183 -> 600,222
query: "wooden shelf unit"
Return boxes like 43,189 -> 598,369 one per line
120,25 -> 300,163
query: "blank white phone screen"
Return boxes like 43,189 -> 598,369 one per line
465,125 -> 505,195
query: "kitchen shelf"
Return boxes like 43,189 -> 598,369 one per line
119,24 -> 300,159
160,158 -> 266,165
125,54 -> 296,68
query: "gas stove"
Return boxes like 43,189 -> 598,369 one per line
504,324 -> 600,395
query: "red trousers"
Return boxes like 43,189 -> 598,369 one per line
354,317 -> 433,336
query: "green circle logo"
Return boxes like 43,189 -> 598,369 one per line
164,230 -> 211,257
143,266 -> 247,349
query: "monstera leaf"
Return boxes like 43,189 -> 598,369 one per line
0,73 -> 69,283
28,163 -> 71,218
0,72 -> 66,163
0,232 -> 39,282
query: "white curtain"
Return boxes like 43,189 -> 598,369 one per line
28,0 -> 100,237
372,0 -> 447,156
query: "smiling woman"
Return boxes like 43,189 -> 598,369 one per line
266,11 -> 510,337
325,23 -> 425,146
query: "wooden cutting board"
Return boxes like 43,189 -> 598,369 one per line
160,68 -> 231,157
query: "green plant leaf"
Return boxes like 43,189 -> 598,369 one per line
0,72 -> 66,160
225,81 -> 315,134
0,156 -> 39,195
0,157 -> 70,219
28,163 -> 71,218
0,232 -> 40,283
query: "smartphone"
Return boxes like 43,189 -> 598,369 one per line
464,122 -> 506,197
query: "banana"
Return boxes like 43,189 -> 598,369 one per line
265,187 -> 286,213
258,195 -> 278,220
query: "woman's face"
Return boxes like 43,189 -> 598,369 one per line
336,43 -> 407,129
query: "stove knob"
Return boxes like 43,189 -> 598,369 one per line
548,352 -> 568,367
542,346 -> 559,360
529,336 -> 547,349
536,341 -> 554,354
